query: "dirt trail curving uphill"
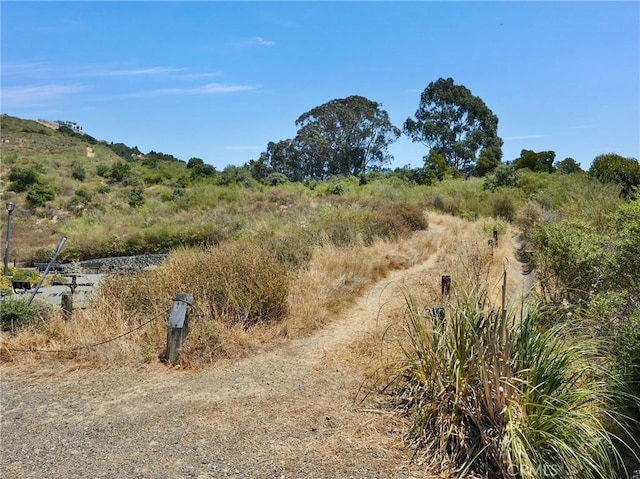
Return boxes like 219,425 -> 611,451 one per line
1,222 -> 531,479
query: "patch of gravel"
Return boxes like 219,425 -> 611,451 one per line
69,254 -> 168,273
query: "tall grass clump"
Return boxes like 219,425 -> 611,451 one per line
160,240 -> 290,328
385,293 -> 636,478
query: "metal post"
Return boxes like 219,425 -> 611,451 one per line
3,202 -> 15,276
27,236 -> 67,306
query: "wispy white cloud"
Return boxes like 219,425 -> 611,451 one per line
503,134 -> 547,141
100,66 -> 185,77
156,83 -> 259,95
1,84 -> 84,108
253,36 -> 276,46
1,61 -> 52,79
179,71 -> 223,80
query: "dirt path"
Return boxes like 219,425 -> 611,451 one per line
1,225 -> 531,479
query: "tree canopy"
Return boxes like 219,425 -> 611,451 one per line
403,78 -> 503,176
555,157 -> 582,174
589,153 -> 640,198
512,149 -> 556,173
295,95 -> 401,178
253,95 -> 400,181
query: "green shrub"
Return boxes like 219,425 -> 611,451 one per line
96,163 -> 110,177
614,312 -> 640,422
0,298 -> 52,332
26,185 -> 57,207
128,186 -> 145,208
8,166 -> 39,192
532,219 -> 611,304
589,153 -> 640,198
71,163 -> 86,181
483,164 -> 521,190
109,160 -> 132,183
386,295 -> 633,478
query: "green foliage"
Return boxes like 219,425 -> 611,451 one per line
262,172 -> 289,186
474,148 -> 500,177
127,186 -> 145,208
71,162 -> 86,181
423,149 -> 449,181
250,139 -> 303,182
0,298 -> 52,332
109,160 -> 132,183
483,164 -> 520,190
144,150 -> 183,165
556,157 -> 582,174
532,219 -> 610,304
512,149 -> 556,173
8,166 -> 40,192
217,165 -> 254,187
187,157 -> 204,168
614,313 -> 640,422
589,153 -> 640,198
608,198 -> 640,291
190,162 -> 216,179
26,185 -> 57,207
403,77 -> 503,175
96,163 -> 110,177
533,197 -> 640,305
106,142 -> 142,161
294,95 -> 401,178
387,296 -> 631,478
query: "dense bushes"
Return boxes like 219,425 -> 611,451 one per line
589,153 -> 640,198
0,298 -> 53,332
387,295 -> 633,478
532,197 -> 640,304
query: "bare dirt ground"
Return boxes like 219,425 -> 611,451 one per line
1,224 -> 531,479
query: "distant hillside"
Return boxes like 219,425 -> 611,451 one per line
0,114 -> 201,262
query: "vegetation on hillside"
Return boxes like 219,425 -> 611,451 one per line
2,86 -> 639,479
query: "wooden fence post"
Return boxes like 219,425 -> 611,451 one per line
165,293 -> 193,366
493,229 -> 499,247
441,275 -> 451,299
61,292 -> 73,320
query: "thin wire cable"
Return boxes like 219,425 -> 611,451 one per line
4,310 -> 166,353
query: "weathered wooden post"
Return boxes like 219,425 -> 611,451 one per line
165,293 -> 193,366
493,229 -> 499,247
61,292 -> 73,320
488,239 -> 494,255
441,275 -> 451,299
501,268 -> 507,321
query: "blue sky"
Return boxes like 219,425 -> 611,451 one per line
2,1 -> 638,171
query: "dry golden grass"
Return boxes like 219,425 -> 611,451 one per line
1,212 -> 439,368
1,210 -> 525,374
